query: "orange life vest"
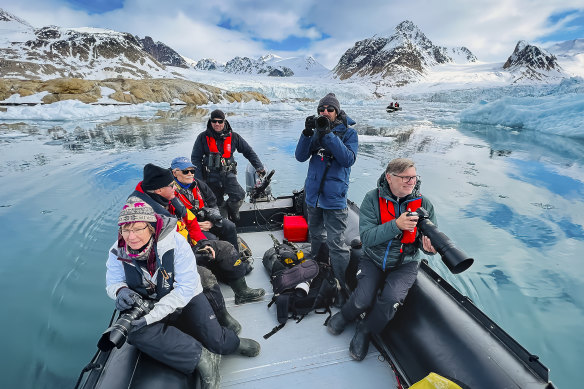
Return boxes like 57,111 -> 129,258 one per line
175,185 -> 205,211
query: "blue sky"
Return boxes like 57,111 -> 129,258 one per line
1,0 -> 582,68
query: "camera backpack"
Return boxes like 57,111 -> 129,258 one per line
262,237 -> 338,339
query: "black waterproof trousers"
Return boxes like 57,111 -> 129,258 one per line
341,256 -> 419,334
127,292 -> 239,374
206,171 -> 246,206
195,239 -> 247,282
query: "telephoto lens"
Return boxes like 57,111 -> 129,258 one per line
415,207 -> 474,274
294,280 -> 312,297
98,295 -> 154,352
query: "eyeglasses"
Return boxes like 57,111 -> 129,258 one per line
391,174 -> 419,183
181,169 -> 195,175
120,225 -> 149,236
211,119 -> 224,124
318,106 -> 335,113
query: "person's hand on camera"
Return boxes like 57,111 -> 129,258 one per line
257,168 -> 266,178
303,115 -> 315,137
198,220 -> 213,231
130,317 -> 147,332
396,212 -> 418,232
197,244 -> 216,260
421,235 -> 437,254
317,125 -> 331,138
115,287 -> 137,311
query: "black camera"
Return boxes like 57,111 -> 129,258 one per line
98,295 -> 155,352
196,207 -> 223,228
306,115 -> 331,134
412,207 -> 474,274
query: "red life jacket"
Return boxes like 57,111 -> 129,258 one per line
378,196 -> 422,244
175,184 -> 205,211
206,135 -> 232,158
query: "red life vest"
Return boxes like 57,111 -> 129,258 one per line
175,185 -> 205,211
206,135 -> 232,158
378,196 -> 422,244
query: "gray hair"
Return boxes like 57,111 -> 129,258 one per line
385,158 -> 415,175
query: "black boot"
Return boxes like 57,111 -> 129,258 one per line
327,311 -> 348,335
226,200 -> 243,222
229,277 -> 265,305
195,347 -> 221,389
216,307 -> 242,335
237,337 -> 261,357
333,290 -> 346,309
349,321 -> 371,361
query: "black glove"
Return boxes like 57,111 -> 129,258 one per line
303,115 -> 315,137
115,287 -> 137,311
318,126 -> 331,138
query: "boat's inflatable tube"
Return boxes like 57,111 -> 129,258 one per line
380,262 -> 552,388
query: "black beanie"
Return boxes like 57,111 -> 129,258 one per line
318,93 -> 340,113
142,163 -> 174,191
210,109 -> 225,120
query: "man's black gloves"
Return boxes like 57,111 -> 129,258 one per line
303,115 -> 315,137
317,125 -> 331,138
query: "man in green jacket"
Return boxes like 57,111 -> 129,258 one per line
327,158 -> 437,361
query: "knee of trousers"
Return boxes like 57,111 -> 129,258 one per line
198,265 -> 218,289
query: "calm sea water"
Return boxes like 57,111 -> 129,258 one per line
0,101 -> 582,388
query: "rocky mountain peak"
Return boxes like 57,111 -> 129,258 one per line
137,35 -> 188,68
333,20 -> 476,85
0,8 -> 32,28
503,40 -> 564,82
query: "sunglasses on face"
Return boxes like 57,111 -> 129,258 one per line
318,106 -> 336,113
211,119 -> 224,124
181,169 -> 195,175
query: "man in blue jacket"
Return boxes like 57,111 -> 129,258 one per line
295,93 -> 358,306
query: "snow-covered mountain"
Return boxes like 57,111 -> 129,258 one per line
137,36 -> 188,68
545,39 -> 584,78
0,8 -> 178,80
191,54 -> 329,77
503,40 -> 565,83
333,20 -> 477,86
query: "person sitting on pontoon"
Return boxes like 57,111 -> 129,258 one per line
106,197 -> 261,388
131,163 -> 265,306
327,158 -> 437,361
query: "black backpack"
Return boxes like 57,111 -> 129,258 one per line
262,237 -> 338,339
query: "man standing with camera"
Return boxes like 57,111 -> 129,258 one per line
191,109 -> 265,222
327,158 -> 437,361
295,93 -> 358,306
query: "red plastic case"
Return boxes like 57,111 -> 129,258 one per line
283,215 -> 309,242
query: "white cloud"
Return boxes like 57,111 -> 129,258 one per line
0,0 -> 582,68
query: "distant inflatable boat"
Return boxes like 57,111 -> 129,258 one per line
386,106 -> 402,112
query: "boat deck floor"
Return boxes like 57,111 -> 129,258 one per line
217,230 -> 398,388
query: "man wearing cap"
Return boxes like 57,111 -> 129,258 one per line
295,93 -> 358,308
106,197 -> 261,387
191,109 -> 265,222
170,156 -> 239,252
131,163 -> 265,306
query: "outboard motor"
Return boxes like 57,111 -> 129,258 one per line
246,164 -> 274,202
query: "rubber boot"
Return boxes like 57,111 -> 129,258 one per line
327,311 -> 348,335
349,321 -> 371,361
229,277 -> 265,305
333,289 -> 346,309
226,200 -> 244,222
195,347 -> 221,389
216,307 -> 242,335
237,337 -> 261,357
